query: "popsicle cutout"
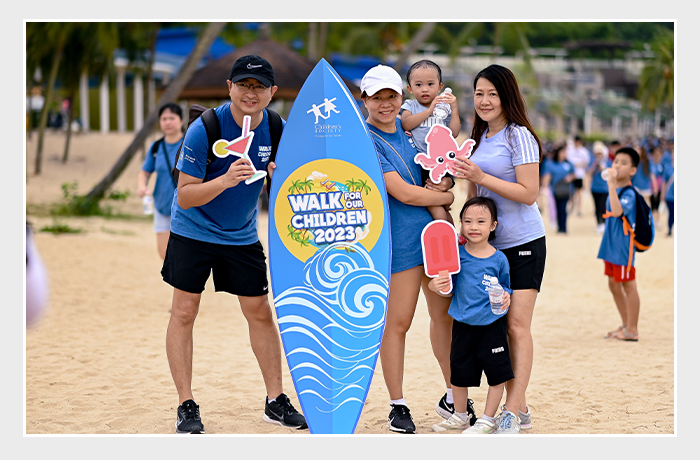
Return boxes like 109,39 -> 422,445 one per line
415,124 -> 476,184
421,220 -> 460,294
212,115 -> 267,184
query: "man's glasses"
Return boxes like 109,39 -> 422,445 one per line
233,82 -> 269,93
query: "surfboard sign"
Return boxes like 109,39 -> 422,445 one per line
268,59 -> 391,434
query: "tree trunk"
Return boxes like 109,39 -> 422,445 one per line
392,22 -> 436,72
34,44 -> 63,176
85,22 -> 227,202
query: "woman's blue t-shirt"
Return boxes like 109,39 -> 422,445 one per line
369,119 -> 433,273
589,155 -> 611,194
544,160 -> 574,195
170,105 -> 283,245
141,138 -> 180,216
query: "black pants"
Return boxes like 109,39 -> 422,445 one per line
666,200 -> 674,234
592,191 -> 609,225
555,196 -> 569,233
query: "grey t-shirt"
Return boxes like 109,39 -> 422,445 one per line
401,99 -> 452,154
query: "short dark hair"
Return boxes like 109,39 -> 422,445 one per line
459,196 -> 498,241
159,102 -> 183,120
615,147 -> 640,167
406,59 -> 442,86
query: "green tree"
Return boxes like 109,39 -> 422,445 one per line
84,22 -> 227,204
638,31 -> 674,113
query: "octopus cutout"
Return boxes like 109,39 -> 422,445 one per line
414,124 -> 476,184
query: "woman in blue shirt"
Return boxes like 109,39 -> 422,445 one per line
542,146 -> 575,234
138,103 -> 183,260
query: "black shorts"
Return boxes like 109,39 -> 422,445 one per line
450,316 -> 514,388
572,178 -> 584,189
161,232 -> 269,296
500,236 -> 546,292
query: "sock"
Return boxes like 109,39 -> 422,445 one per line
445,388 -> 454,405
481,414 -> 495,423
456,411 -> 470,422
519,406 -> 530,418
390,398 -> 407,407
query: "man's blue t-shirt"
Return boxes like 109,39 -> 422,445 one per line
597,186 -> 637,267
663,164 -> 675,202
170,104 -> 284,245
449,246 -> 512,326
142,139 -> 180,216
369,119 -> 433,274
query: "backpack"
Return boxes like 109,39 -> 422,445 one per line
604,185 -> 655,272
170,104 -> 283,196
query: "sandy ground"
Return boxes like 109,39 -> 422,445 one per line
23,131 -> 679,452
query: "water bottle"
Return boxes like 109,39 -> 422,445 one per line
601,168 -> 616,181
488,276 -> 506,315
142,195 -> 154,215
433,88 -> 452,126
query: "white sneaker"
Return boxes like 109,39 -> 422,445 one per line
494,405 -> 520,434
432,413 -> 469,432
596,223 -> 605,234
462,418 -> 496,434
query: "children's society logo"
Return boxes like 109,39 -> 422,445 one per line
308,97 -> 342,138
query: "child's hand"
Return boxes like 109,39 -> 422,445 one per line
500,291 -> 511,311
437,90 -> 457,110
428,274 -> 452,295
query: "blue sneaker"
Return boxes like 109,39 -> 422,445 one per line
494,405 -> 520,434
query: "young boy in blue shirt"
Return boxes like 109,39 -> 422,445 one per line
599,147 -> 641,342
428,196 -> 516,435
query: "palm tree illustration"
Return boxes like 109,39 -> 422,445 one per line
357,179 -> 371,195
345,178 -> 358,191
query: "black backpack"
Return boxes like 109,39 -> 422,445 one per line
150,137 -> 178,187
170,104 -> 283,196
619,185 -> 654,253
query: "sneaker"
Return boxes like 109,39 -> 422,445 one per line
519,406 -> 532,430
435,394 -> 477,426
432,413 -> 469,432
264,393 -> 308,429
463,417 -> 497,434
175,399 -> 205,434
494,405 -> 520,434
387,404 -> 415,433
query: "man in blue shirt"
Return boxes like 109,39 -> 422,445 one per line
162,55 -> 307,433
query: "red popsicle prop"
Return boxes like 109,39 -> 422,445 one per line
421,220 -> 461,294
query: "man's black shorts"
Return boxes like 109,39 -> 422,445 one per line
572,178 -> 584,189
500,236 -> 546,292
450,316 -> 514,388
161,232 -> 269,296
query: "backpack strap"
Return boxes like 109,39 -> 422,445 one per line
266,108 -> 283,197
151,137 -> 164,158
201,108 -> 221,182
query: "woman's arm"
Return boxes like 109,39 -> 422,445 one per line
384,170 -> 454,207
137,170 -> 151,198
454,158 -> 540,206
177,158 -> 255,210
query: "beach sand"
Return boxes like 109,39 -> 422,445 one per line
25,131 -> 675,440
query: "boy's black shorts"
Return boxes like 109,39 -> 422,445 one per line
500,236 -> 546,292
162,232 -> 269,297
450,316 -> 514,388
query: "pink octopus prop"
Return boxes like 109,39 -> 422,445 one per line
414,124 -> 476,184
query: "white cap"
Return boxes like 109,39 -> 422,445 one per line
360,65 -> 403,97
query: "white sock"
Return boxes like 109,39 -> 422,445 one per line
481,414 -> 495,423
456,411 -> 470,422
390,398 -> 407,407
445,388 -> 454,405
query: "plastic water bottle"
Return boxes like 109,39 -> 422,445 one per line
488,276 -> 506,315
433,88 -> 452,126
601,168 -> 616,181
142,195 -> 154,215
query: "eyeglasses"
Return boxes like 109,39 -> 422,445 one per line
233,82 -> 269,93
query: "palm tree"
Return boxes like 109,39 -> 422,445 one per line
288,179 -> 302,194
300,178 -> 314,193
638,32 -> 674,114
84,22 -> 227,203
357,179 -> 371,195
345,178 -> 358,191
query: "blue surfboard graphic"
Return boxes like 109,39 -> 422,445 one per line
269,59 -> 391,434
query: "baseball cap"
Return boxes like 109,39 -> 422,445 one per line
360,65 -> 403,97
228,55 -> 275,87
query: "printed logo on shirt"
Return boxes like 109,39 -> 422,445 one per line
519,251 -> 531,256
492,347 -> 505,354
258,145 -> 272,163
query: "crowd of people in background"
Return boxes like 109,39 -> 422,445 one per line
538,135 -> 675,237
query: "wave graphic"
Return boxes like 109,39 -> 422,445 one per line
274,242 -> 388,433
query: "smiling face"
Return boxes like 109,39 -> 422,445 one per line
363,88 -> 402,132
460,204 -> 497,245
227,77 -> 277,120
406,66 -> 443,108
473,77 -> 507,133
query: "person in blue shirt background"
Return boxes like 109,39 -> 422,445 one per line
662,146 -> 675,236
138,102 -> 184,260
587,141 -> 611,234
542,145 -> 575,234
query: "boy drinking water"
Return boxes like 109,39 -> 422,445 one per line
599,147 -> 642,342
